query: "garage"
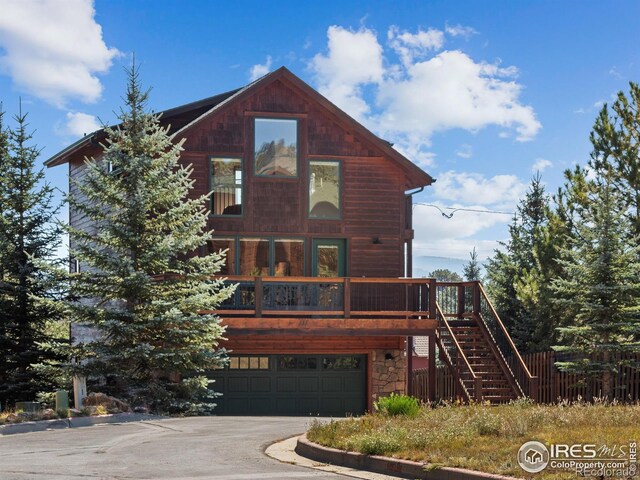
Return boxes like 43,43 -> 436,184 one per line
209,354 -> 367,416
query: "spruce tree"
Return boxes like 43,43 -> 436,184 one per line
486,175 -> 564,352
68,65 -> 234,413
589,82 -> 640,237
462,247 -> 482,281
0,106 -> 67,408
552,176 -> 640,398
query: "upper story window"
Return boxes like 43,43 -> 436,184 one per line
309,160 -> 340,219
211,157 -> 243,216
254,118 -> 297,177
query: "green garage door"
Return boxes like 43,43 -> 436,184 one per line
209,354 -> 366,416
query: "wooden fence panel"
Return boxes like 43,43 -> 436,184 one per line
521,351 -> 640,403
411,352 -> 640,404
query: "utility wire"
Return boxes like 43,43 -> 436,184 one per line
414,203 -> 514,219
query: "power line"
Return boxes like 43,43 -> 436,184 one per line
414,203 -> 514,219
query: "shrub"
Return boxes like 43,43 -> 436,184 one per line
347,432 -> 403,455
374,393 -> 420,417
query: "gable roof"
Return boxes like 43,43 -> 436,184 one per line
45,67 -> 433,188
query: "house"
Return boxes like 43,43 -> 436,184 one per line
46,67 -> 535,415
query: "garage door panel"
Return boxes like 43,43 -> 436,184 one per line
321,376 -> 342,393
299,376 -> 319,393
226,398 -> 250,414
343,376 -> 364,393
249,398 -> 273,414
250,377 -> 271,392
298,397 -> 319,414
276,377 -> 297,392
228,377 -> 249,393
275,397 -> 296,414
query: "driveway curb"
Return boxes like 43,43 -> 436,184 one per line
295,434 -> 522,480
0,413 -> 162,435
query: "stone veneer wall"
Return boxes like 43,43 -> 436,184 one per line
371,349 -> 406,402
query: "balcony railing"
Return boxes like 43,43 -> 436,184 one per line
213,276 -> 435,319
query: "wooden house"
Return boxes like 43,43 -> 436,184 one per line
46,67 -> 536,415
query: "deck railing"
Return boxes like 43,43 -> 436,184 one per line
477,283 -> 538,399
215,276 -> 433,319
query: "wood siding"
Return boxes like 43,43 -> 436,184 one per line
179,77 -> 409,278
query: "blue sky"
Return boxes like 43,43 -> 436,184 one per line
0,0 -> 638,273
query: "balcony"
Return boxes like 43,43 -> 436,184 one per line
210,276 -> 439,336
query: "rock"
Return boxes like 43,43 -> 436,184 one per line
82,392 -> 130,412
83,405 -> 100,416
42,409 -> 57,420
6,413 -> 19,423
133,406 -> 149,414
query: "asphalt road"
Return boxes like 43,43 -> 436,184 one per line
0,416 -> 352,480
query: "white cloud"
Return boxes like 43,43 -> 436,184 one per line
309,25 -> 541,167
412,202 -> 510,259
445,24 -> 478,39
531,158 -> 552,172
376,50 -> 540,143
60,111 -> 101,137
388,26 -> 444,66
455,144 -> 473,159
0,0 -> 119,107
310,26 -> 384,121
249,55 -> 272,81
432,171 -> 527,207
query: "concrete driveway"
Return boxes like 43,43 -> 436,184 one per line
0,416 -> 351,479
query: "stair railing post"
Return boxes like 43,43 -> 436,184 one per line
473,282 -> 481,317
457,284 -> 465,319
474,376 -> 483,402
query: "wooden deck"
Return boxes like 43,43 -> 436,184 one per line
209,276 -> 438,334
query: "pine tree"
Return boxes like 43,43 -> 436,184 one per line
462,247 -> 482,281
428,268 -> 463,282
552,176 -> 640,398
68,65 -> 234,413
486,174 -> 564,352
0,105 -> 67,408
589,82 -> 640,237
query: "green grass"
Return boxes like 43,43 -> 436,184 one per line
307,399 -> 640,479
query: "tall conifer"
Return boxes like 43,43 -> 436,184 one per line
552,177 -> 640,398
0,105 -> 66,407
68,65 -> 234,413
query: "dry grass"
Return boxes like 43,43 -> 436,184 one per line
307,399 -> 640,479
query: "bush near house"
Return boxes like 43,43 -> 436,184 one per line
308,400 -> 640,479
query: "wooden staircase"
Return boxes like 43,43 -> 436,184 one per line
432,281 -> 537,404
448,321 -> 518,402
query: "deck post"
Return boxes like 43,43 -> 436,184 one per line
344,278 -> 351,318
472,282 -> 481,316
428,333 -> 436,402
457,284 -> 465,319
428,278 -> 437,320
255,277 -> 263,318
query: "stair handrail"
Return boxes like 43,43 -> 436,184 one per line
435,301 -> 482,402
476,283 -> 538,400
